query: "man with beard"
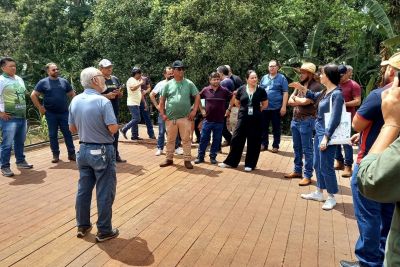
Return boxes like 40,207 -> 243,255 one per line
285,62 -> 322,186
339,53 -> 399,267
31,62 -> 76,163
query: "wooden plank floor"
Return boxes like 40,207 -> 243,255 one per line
0,125 -> 357,267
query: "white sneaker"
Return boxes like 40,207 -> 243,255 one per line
322,196 -> 336,210
175,147 -> 183,155
218,163 -> 232,168
155,149 -> 163,156
301,190 -> 324,202
244,167 -> 252,172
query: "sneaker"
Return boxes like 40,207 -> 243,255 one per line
1,167 -> 14,177
51,154 -> 59,163
244,167 -> 252,172
116,156 -> 127,163
77,225 -> 92,238
271,148 -> 279,153
175,147 -> 183,155
194,158 -> 204,164
16,160 -> 33,169
155,149 -> 163,156
210,158 -> 218,164
322,196 -> 337,210
160,159 -> 173,167
301,190 -> 324,202
184,161 -> 194,169
120,128 -> 127,139
218,163 -> 232,168
342,166 -> 353,178
96,228 -> 119,242
131,137 -> 143,142
68,154 -> 76,161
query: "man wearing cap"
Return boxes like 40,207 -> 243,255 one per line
120,67 -> 144,141
334,65 -> 362,177
339,53 -> 399,267
260,60 -> 289,153
159,60 -> 200,169
69,67 -> 119,242
0,57 -> 33,177
31,62 -> 76,163
99,59 -> 126,163
286,62 -> 322,186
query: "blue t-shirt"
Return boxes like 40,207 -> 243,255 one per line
356,85 -> 390,163
306,88 -> 344,138
34,77 -> 73,113
259,73 -> 288,110
220,77 -> 235,92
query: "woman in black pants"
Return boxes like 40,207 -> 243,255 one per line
219,70 -> 268,172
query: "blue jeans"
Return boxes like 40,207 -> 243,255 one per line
351,164 -> 394,267
75,143 -> 116,234
313,123 -> 338,194
0,118 -> 27,168
45,111 -> 75,156
261,109 -> 281,149
157,114 -> 181,150
291,118 -> 314,178
124,105 -> 140,139
198,120 -> 224,160
335,144 -> 354,166
140,100 -> 155,138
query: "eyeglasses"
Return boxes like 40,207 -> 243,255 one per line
91,74 -> 105,80
174,67 -> 185,71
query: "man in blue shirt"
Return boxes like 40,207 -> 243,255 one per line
339,53 -> 399,267
31,63 -> 76,163
69,67 -> 119,242
259,60 -> 289,153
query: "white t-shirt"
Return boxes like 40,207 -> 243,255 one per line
126,77 -> 142,106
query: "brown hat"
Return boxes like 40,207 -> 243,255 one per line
381,52 -> 400,69
299,62 -> 317,74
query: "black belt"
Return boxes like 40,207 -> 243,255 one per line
79,142 -> 113,145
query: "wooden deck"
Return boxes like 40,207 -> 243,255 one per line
0,126 -> 358,267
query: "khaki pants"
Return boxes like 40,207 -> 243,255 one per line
166,118 -> 192,161
228,107 -> 239,132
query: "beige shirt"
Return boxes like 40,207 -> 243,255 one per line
126,77 -> 142,106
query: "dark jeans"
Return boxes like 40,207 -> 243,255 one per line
140,100 -> 155,138
335,144 -> 354,166
75,143 -> 116,234
291,118 -> 314,178
124,105 -> 140,139
197,120 -> 224,160
0,118 -> 27,168
261,109 -> 281,149
224,116 -> 262,169
351,164 -> 394,267
222,116 -> 232,144
45,111 -> 75,156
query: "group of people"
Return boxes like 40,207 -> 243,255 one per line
2,54 -> 400,267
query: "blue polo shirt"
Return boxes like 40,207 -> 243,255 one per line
259,73 -> 288,110
34,77 -> 73,113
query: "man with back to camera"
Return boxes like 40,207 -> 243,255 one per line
31,62 -> 76,163
0,57 -> 33,177
259,59 -> 289,153
69,67 -> 119,242
98,59 -> 126,163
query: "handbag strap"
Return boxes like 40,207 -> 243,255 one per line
329,88 -> 346,114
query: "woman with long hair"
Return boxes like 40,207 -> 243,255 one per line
219,70 -> 268,172
297,64 -> 345,210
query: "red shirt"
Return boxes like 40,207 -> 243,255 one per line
340,79 -> 361,117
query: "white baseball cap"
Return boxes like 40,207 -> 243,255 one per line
99,59 -> 113,68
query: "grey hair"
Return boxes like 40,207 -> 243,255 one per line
80,67 -> 100,88
345,65 -> 353,71
225,65 -> 231,72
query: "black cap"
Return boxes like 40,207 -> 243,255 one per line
338,64 -> 347,76
131,67 -> 141,75
172,60 -> 185,68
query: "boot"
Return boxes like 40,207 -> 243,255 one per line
342,165 -> 353,178
334,160 -> 344,170
52,154 -> 59,163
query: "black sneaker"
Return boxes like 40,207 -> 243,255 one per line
68,154 -> 76,161
131,137 -> 143,141
52,154 -> 60,163
116,157 -> 127,163
120,128 -> 127,139
96,228 -> 119,242
1,167 -> 14,177
77,225 -> 92,238
210,158 -> 218,164
16,160 -> 33,169
194,158 -> 204,164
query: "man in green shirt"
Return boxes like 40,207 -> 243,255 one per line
159,60 -> 200,169
357,64 -> 400,267
0,57 -> 33,177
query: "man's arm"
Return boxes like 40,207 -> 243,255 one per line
30,90 -> 46,115
67,90 -> 76,98
69,124 -> 78,134
149,91 -> 159,110
346,95 -> 361,107
352,113 -> 371,133
189,94 -> 200,120
107,124 -> 119,135
159,96 -> 167,121
280,92 -> 288,116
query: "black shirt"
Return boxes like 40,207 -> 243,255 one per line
236,85 -> 268,120
102,76 -> 121,116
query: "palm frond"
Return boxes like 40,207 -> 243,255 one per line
365,0 -> 394,38
304,21 -> 325,58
